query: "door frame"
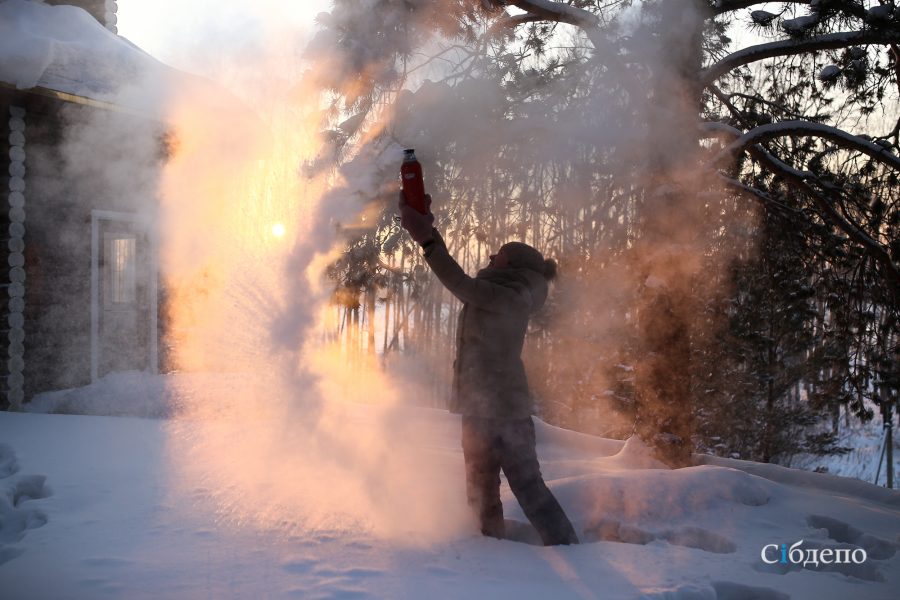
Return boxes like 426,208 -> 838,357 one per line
90,210 -> 159,382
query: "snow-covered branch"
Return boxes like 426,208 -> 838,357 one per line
708,119 -> 900,288
717,120 -> 900,171
501,0 -> 603,46
499,13 -> 545,28
709,0 -> 865,19
704,121 -> 831,183
711,0 -> 803,14
701,120 -> 744,139
701,28 -> 900,86
505,0 -> 600,28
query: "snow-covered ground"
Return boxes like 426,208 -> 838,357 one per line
2,375 -> 899,599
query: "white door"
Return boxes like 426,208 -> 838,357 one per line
91,211 -> 158,380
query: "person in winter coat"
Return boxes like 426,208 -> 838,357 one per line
399,193 -> 579,546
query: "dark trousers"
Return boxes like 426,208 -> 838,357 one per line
461,416 -> 579,546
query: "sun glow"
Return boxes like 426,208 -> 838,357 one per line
155,65 -> 325,374
132,0 -> 473,546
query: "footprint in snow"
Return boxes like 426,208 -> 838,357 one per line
281,556 -> 319,575
314,566 -> 384,579
80,556 -> 132,568
283,568 -> 378,600
582,518 -> 736,554
0,444 -> 51,566
288,589 -> 372,600
0,445 -> 17,478
281,555 -> 384,580
750,515 -> 892,582
753,514 -> 894,582
640,580 -> 789,599
806,514 -> 896,560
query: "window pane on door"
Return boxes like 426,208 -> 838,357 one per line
105,235 -> 136,305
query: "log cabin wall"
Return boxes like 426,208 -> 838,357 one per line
0,91 -> 93,410
5,102 -> 27,410
0,88 -> 165,409
1,96 -> 13,410
23,95 -> 93,404
0,94 -> 34,411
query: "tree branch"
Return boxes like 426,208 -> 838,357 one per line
723,90 -> 809,120
499,0 -> 604,46
708,119 -> 900,292
498,13 -> 545,28
891,43 -> 900,98
758,160 -> 899,293
718,173 -> 803,218
709,0 -> 867,19
710,0 -> 811,16
701,28 -> 900,86
716,120 -> 900,171
505,0 -> 600,28
702,120 -> 751,142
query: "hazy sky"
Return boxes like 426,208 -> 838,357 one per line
116,0 -> 332,78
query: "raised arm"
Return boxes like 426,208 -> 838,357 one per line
398,193 -> 531,313
421,230 -> 531,313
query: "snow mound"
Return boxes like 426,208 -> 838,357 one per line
0,444 -> 18,478
534,417 -> 624,458
26,371 -> 180,418
0,445 -> 49,567
698,454 -> 900,508
563,465 -> 773,527
25,372 -> 245,419
605,435 -> 669,469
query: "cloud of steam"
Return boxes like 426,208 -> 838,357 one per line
8,0 -> 475,544
346,1 -> 746,440
138,2 -> 475,544
48,0 -> 754,542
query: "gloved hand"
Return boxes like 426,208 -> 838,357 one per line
398,191 -> 435,244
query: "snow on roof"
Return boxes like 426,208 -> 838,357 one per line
0,0 -> 203,116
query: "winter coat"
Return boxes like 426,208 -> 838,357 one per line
422,230 -> 549,419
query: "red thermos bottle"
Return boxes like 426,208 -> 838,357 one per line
400,149 -> 427,214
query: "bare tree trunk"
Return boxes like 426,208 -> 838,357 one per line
382,283 -> 391,355
366,288 -> 376,357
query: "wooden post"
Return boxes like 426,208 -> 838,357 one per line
885,398 -> 895,489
